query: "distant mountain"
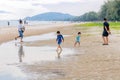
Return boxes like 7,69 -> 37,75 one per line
25,12 -> 75,21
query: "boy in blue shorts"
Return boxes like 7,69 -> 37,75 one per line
74,32 -> 81,47
56,31 -> 64,58
15,20 -> 25,42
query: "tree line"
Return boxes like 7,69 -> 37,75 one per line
73,0 -> 120,21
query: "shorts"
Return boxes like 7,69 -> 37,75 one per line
19,31 -> 23,38
102,31 -> 108,37
57,41 -> 62,45
76,41 -> 80,43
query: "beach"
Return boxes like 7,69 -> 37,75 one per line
0,22 -> 75,44
0,22 -> 120,80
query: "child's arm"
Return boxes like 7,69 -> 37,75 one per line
56,37 -> 58,42
56,35 -> 58,42
62,35 -> 64,42
105,26 -> 111,34
56,39 -> 57,42
63,38 -> 64,42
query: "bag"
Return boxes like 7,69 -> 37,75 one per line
21,26 -> 25,33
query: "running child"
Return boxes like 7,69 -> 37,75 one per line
74,32 -> 81,47
56,31 -> 64,58
15,20 -> 25,42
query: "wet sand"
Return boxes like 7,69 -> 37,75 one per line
0,33 -> 75,80
23,25 -> 120,80
1,23 -> 120,80
0,23 -> 77,80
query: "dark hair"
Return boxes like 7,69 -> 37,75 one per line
78,32 -> 81,34
104,18 -> 107,21
57,31 -> 60,34
19,20 -> 23,24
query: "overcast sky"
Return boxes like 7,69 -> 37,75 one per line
0,0 -> 106,20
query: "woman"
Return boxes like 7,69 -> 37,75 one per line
102,18 -> 111,45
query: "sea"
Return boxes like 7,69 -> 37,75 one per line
0,20 -> 73,27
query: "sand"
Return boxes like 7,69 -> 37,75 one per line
0,23 -> 75,44
1,23 -> 120,80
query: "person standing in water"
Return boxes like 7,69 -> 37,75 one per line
15,20 -> 25,42
8,21 -> 10,26
56,31 -> 64,58
102,18 -> 111,45
74,32 -> 81,47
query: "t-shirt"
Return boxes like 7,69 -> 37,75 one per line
57,34 -> 64,42
76,35 -> 80,42
18,24 -> 24,31
103,22 -> 109,32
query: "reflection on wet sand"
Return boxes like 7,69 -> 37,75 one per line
0,32 -> 74,80
18,44 -> 25,62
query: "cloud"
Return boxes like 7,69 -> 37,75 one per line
33,0 -> 83,4
0,0 -> 105,20
42,0 -> 105,16
32,3 -> 41,6
0,0 -> 49,20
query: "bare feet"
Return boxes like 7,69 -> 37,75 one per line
15,37 -> 17,40
21,41 -> 23,42
102,43 -> 108,45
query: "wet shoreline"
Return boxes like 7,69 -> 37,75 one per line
0,32 -> 76,80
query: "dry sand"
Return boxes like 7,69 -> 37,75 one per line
0,23 -> 75,44
1,23 -> 120,80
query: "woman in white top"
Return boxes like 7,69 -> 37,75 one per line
15,20 -> 25,42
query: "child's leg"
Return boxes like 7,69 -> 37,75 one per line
102,36 -> 106,44
57,45 -> 62,52
56,45 -> 60,52
78,42 -> 80,47
106,37 -> 109,44
20,32 -> 23,42
56,46 -> 59,52
16,31 -> 21,40
74,42 -> 77,47
20,37 -> 23,42
57,45 -> 62,58
59,45 -> 62,52
15,36 -> 20,40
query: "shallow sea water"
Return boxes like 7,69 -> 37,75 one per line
0,33 -> 74,80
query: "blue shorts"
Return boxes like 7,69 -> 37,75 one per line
19,31 -> 23,38
76,41 -> 80,42
58,41 -> 62,45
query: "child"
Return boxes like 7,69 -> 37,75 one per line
74,32 -> 81,47
56,31 -> 64,58
15,20 -> 25,42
